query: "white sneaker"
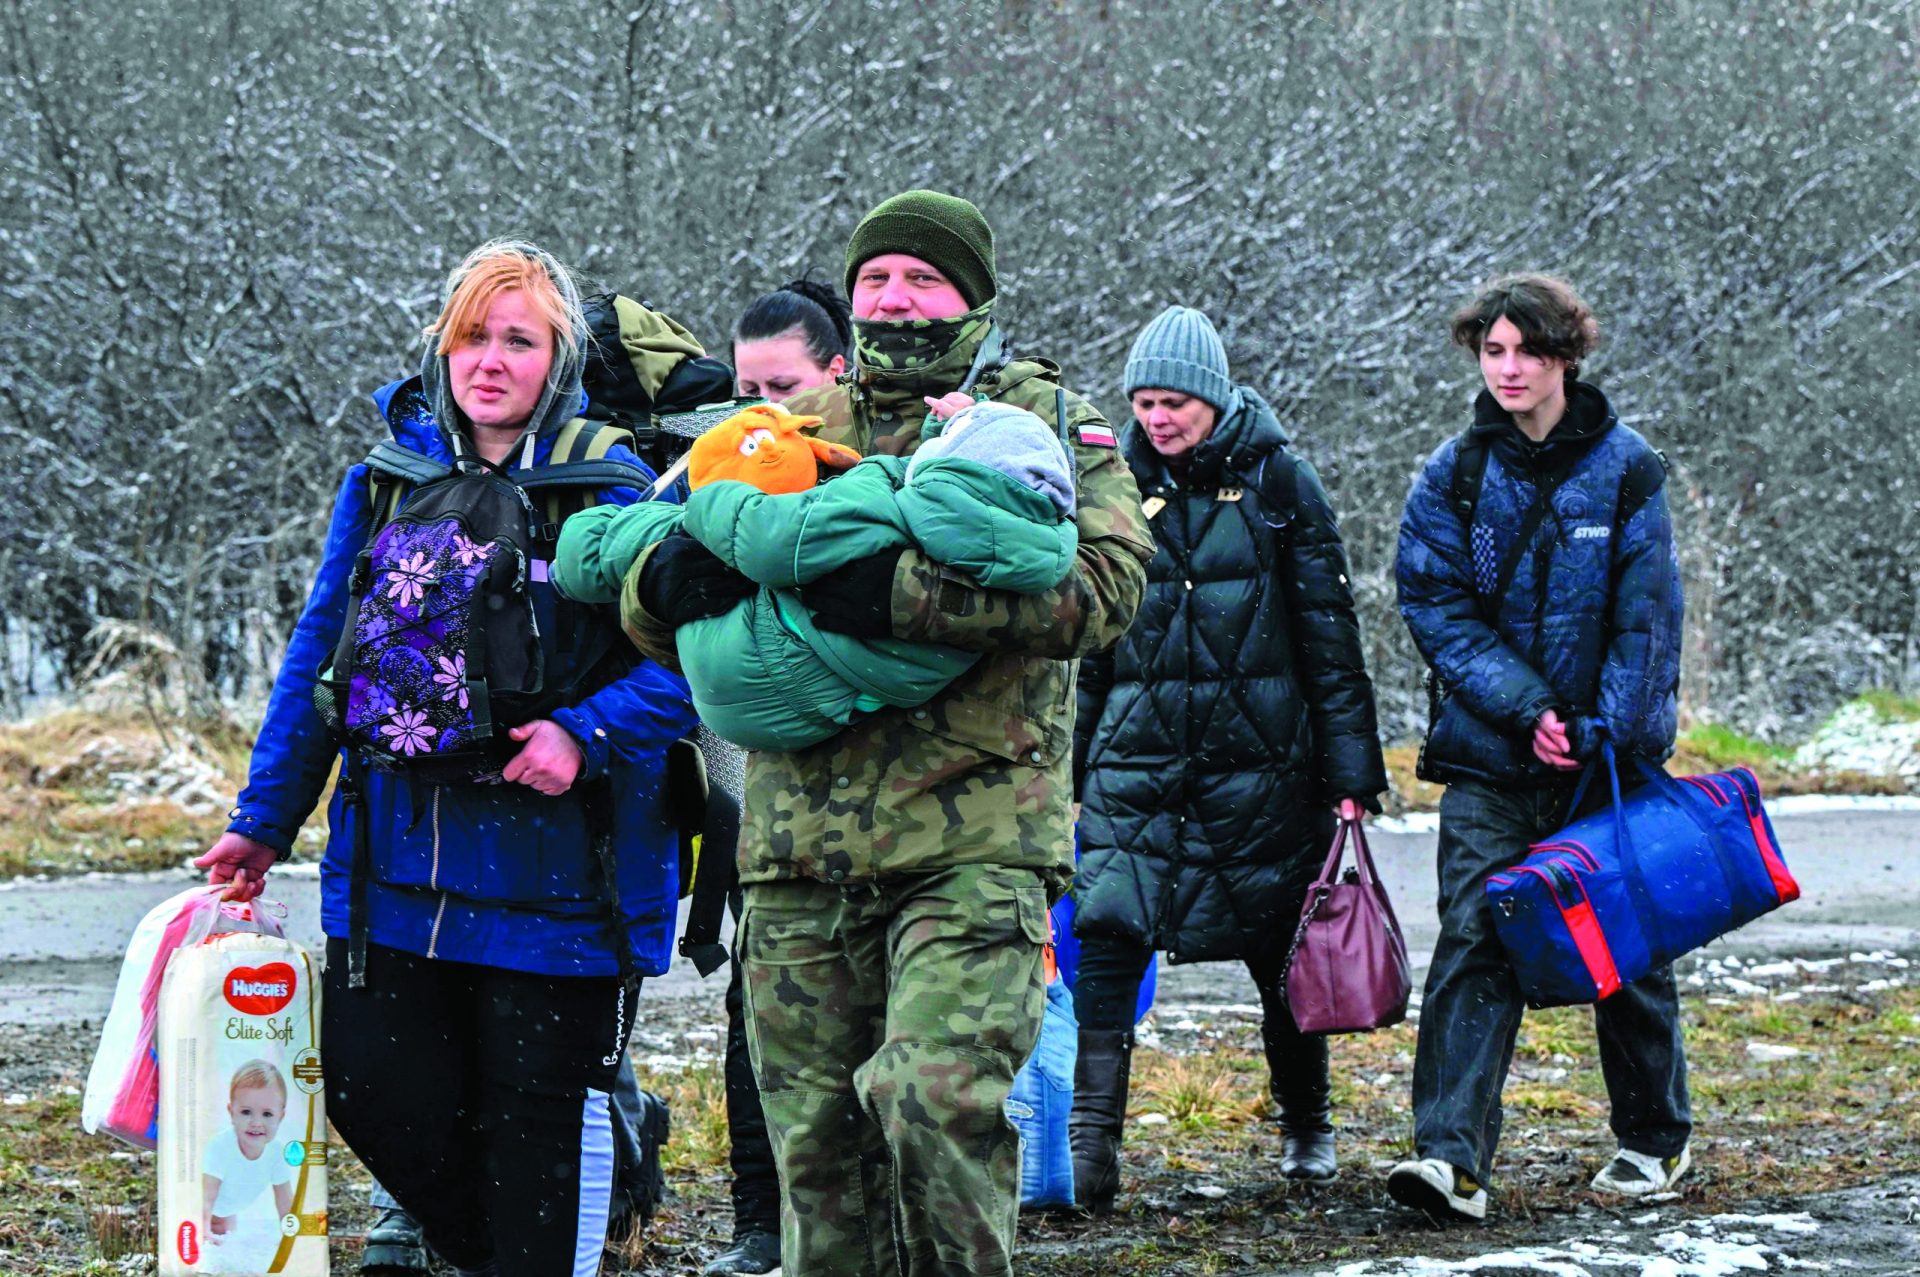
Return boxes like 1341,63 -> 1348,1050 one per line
1591,1145 -> 1691,1196
1386,1157 -> 1488,1222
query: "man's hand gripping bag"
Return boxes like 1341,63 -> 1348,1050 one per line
157,923 -> 327,1276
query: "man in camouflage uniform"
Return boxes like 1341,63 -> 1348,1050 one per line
621,189 -> 1153,1276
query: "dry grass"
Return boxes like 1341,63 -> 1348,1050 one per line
0,706 -> 329,877
1381,743 -> 1445,815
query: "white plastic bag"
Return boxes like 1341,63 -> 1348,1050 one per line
82,885 -> 286,1150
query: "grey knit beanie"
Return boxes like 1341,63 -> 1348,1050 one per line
1122,305 -> 1232,411
909,401 -> 1076,516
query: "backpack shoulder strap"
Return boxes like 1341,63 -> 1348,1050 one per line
1616,444 -> 1669,529
363,440 -> 453,528
534,418 -> 643,528
1448,431 -> 1489,529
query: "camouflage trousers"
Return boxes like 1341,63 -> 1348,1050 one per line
739,865 -> 1050,1277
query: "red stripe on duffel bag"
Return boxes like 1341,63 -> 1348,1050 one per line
1733,767 -> 1800,904
1680,775 -> 1728,806
1516,865 -> 1622,1000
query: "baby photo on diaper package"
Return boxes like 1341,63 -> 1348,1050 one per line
158,933 -> 328,1276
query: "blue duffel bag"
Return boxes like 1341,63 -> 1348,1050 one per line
1007,977 -> 1077,1209
1485,741 -> 1800,1008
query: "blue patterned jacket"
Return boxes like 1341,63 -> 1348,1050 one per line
1395,382 -> 1682,787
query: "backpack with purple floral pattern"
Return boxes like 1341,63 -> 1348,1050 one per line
315,399 -> 648,783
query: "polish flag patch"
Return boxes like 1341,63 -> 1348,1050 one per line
1077,422 -> 1117,448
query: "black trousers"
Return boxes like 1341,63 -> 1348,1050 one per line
323,939 -> 634,1276
1074,935 -> 1295,1034
1075,933 -> 1329,1116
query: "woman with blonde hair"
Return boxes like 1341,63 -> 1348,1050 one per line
197,240 -> 696,1276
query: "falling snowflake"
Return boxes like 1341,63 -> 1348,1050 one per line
385,552 -> 439,607
433,653 -> 468,708
380,708 -> 438,756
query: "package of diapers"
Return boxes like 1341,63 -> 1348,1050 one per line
157,930 -> 328,1276
84,887 -> 286,1150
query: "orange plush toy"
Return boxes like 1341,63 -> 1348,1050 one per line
687,403 -> 862,495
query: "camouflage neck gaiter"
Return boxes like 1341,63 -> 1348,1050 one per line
853,300 -> 997,395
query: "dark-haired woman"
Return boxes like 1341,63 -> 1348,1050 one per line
694,277 -> 853,1277
732,278 -> 850,403
1390,273 -> 1690,1223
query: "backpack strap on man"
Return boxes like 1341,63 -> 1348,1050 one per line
1448,432 -> 1490,530
535,418 -> 643,532
668,737 -> 734,978
1616,445 -> 1669,528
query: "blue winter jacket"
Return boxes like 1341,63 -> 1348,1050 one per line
225,379 -> 697,978
1395,382 -> 1682,787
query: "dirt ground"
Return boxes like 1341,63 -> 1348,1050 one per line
6,948 -> 1917,1276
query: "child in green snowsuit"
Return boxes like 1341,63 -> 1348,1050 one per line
555,401 -> 1078,751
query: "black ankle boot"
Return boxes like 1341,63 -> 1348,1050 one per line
362,1204 -> 430,1273
1267,1020 -> 1337,1183
1069,1028 -> 1133,1213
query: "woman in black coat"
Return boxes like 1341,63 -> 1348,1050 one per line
1071,306 -> 1388,1211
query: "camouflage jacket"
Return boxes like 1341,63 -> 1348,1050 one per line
618,317 -> 1153,891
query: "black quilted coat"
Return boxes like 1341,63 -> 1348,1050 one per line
1072,386 -> 1388,963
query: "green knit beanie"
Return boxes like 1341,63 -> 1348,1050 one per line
844,190 -> 997,308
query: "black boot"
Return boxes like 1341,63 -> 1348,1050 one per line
702,1225 -> 782,1276
1266,1020 -> 1336,1183
1070,1028 -> 1133,1213
361,1204 -> 430,1273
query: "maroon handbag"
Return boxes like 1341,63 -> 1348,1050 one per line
1282,817 -> 1412,1035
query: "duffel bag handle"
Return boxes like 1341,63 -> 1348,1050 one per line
1566,740 -> 1669,958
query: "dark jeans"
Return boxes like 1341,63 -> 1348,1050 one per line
1412,779 -> 1692,1185
324,940 -> 634,1275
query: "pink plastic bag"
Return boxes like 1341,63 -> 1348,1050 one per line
82,885 -> 286,1149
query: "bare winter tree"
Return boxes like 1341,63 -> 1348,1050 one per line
2,0 -> 1915,739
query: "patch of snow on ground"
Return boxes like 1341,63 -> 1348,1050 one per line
1377,812 -> 1441,835
1792,701 -> 1920,787
1709,1212 -> 1820,1235
1326,1220 -> 1807,1276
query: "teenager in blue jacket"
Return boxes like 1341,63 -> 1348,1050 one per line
197,240 -> 696,1276
1389,274 -> 1690,1223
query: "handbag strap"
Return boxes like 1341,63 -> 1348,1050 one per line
1344,818 -> 1406,935
1311,817 -> 1352,884
1280,815 -> 1398,997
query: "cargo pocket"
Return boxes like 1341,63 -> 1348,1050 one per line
1013,884 -> 1051,947
736,902 -> 853,1095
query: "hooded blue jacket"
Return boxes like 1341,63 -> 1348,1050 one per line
1395,382 -> 1682,787
225,378 -> 697,978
